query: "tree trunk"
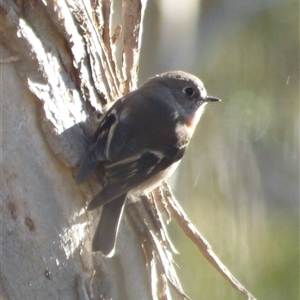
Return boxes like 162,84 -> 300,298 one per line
1,1 -> 185,299
1,1 -> 257,300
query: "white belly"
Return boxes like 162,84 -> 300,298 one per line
128,160 -> 181,198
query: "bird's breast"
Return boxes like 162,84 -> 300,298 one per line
127,160 -> 181,198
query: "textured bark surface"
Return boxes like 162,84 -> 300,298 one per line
1,1 -> 257,300
0,1 -> 179,299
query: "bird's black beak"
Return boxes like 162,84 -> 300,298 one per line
205,96 -> 221,102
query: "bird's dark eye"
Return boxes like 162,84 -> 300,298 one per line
183,87 -> 194,97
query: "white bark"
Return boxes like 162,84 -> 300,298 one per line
0,1 -> 166,299
1,1 -> 256,299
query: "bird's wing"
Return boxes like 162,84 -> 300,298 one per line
76,94 -> 134,184
87,145 -> 186,210
76,87 -> 175,183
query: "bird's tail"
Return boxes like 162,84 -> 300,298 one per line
92,195 -> 127,256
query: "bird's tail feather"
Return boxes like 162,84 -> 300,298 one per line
92,195 -> 127,256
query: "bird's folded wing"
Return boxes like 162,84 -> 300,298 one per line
87,146 -> 186,210
76,97 -> 132,183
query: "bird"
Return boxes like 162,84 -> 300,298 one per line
76,71 -> 220,257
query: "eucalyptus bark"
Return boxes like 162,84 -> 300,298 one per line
1,1 -> 183,299
0,1 -> 256,300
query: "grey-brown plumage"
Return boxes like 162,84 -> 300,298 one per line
77,71 -> 220,256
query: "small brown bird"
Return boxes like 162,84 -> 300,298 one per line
77,71 -> 220,256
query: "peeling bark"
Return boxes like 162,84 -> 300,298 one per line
1,1 -> 186,299
1,1 -> 256,299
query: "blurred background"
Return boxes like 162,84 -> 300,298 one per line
138,0 -> 299,299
